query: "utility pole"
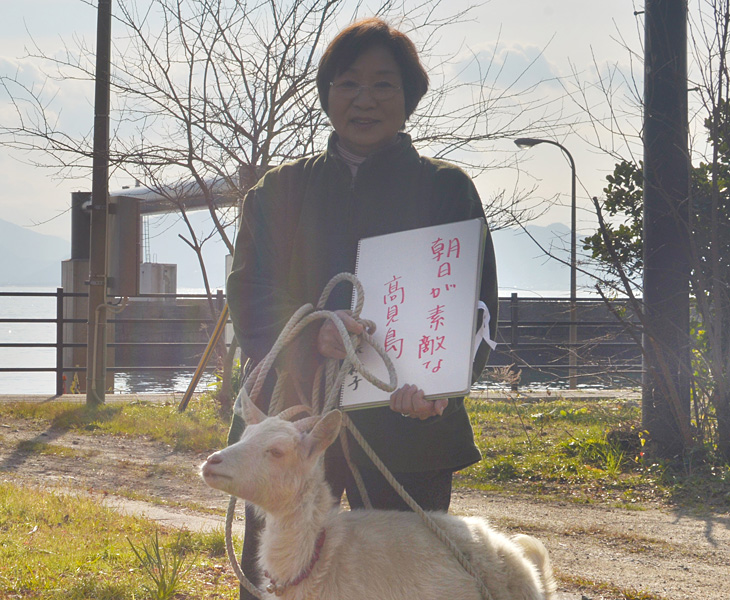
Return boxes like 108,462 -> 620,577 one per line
86,0 -> 112,406
642,0 -> 692,456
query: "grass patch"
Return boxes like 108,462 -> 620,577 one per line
460,395 -> 730,512
0,481 -> 239,599
14,440 -> 84,458
0,396 -> 228,453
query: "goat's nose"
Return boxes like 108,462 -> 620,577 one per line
206,452 -> 223,464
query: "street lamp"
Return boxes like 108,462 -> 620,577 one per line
514,138 -> 578,389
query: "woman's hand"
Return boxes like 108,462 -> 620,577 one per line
390,384 -> 448,420
317,310 -> 365,359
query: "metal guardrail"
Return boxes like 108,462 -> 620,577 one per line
490,293 -> 642,388
0,289 -> 643,395
0,288 -> 224,395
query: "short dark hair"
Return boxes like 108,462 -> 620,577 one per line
317,18 -> 429,120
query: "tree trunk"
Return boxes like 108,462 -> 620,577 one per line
716,391 -> 730,463
642,0 -> 692,457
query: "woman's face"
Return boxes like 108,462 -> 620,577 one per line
327,44 -> 406,157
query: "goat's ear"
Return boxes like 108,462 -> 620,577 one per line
277,405 -> 312,421
293,415 -> 321,434
304,410 -> 342,458
241,391 -> 267,425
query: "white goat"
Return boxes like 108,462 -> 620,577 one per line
201,396 -> 557,600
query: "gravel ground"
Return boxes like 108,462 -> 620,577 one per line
2,414 -> 728,600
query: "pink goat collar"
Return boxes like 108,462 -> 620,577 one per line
264,529 -> 326,596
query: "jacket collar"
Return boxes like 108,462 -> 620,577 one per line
325,131 -> 419,174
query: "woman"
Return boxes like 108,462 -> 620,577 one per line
226,17 -> 498,598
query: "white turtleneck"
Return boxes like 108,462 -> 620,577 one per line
336,142 -> 367,177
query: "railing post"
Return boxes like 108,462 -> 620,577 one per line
215,288 -> 226,358
56,287 -> 65,396
510,293 -> 519,391
510,293 -> 519,346
569,298 -> 578,389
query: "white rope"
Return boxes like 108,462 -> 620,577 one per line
225,495 -> 262,598
225,273 -> 493,600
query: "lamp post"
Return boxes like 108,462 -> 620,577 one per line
514,138 -> 578,389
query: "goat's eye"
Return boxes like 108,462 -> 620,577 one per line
267,447 -> 284,458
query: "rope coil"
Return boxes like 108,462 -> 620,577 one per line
225,273 -> 492,600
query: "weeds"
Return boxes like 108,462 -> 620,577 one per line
461,396 -> 730,511
559,435 -> 626,477
128,530 -> 195,600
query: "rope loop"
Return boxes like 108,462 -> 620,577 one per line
316,272 -> 365,315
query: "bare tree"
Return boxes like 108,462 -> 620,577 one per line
2,0 -> 562,232
1,0 -> 566,405
686,0 -> 730,461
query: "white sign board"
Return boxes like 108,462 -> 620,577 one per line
340,218 -> 486,410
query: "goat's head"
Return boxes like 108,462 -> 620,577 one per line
200,390 -> 342,513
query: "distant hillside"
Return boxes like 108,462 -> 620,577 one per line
0,219 -> 70,286
163,220 -> 595,294
0,216 -> 594,294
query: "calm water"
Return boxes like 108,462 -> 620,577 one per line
0,287 -> 58,394
1,286 -> 594,395
0,287 -> 214,395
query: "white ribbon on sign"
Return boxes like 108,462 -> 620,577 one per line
473,300 -> 497,361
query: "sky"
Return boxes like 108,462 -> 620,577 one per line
0,0 -> 645,270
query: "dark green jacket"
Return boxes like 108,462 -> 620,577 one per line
227,133 -> 498,473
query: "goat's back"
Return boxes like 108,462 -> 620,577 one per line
512,534 -> 557,599
293,509 -> 551,600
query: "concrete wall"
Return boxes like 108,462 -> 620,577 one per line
112,297 -> 219,368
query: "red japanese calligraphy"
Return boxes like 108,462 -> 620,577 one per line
418,335 -> 446,359
431,236 -> 461,262
430,284 -> 458,298
437,262 -> 452,278
428,305 -> 446,331
386,304 -> 399,326
431,237 -> 445,261
422,359 -> 444,373
447,237 -> 461,259
384,328 -> 404,359
383,275 -> 405,305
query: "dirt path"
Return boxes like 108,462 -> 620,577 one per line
2,418 -> 728,600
